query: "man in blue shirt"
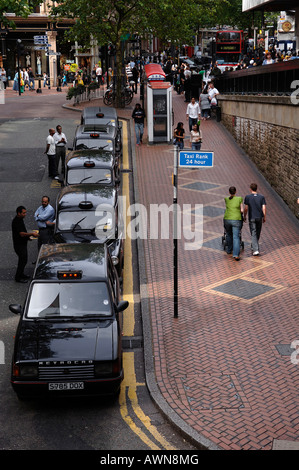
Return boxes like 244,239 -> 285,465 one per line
34,196 -> 55,249
243,183 -> 266,256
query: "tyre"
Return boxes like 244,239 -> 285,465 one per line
103,91 -> 113,106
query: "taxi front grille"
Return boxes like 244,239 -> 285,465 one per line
39,365 -> 94,381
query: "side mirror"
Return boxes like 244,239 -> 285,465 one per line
9,304 -> 22,315
116,300 -> 129,313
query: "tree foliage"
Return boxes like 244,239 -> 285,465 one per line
1,0 -> 41,28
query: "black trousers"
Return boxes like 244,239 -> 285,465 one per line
38,227 -> 53,249
47,153 -> 57,177
14,245 -> 28,281
56,146 -> 66,175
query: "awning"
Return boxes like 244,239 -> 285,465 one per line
243,0 -> 298,12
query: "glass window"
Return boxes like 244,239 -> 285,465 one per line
75,139 -> 113,151
67,169 -> 112,185
58,207 -> 114,230
26,282 -> 112,318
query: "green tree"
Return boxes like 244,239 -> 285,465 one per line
1,0 -> 40,28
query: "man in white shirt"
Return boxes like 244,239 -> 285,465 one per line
208,82 -> 219,106
186,97 -> 201,132
54,125 -> 67,176
45,128 -> 59,179
96,65 -> 102,85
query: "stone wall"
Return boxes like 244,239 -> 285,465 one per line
218,95 -> 299,218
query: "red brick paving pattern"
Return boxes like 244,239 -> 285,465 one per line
67,87 -> 299,450
129,91 -> 299,450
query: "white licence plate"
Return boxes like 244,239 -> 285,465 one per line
48,382 -> 84,391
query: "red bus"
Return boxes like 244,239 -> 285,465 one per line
215,30 -> 244,71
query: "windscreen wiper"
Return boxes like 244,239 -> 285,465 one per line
71,216 -> 87,233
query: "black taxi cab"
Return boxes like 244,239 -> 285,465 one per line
70,124 -> 121,155
64,149 -> 120,186
9,243 -> 129,399
54,184 -> 124,275
80,106 -> 122,154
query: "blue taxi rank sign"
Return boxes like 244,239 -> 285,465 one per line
179,151 -> 214,168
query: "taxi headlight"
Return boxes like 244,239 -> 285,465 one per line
20,364 -> 38,378
94,362 -> 113,377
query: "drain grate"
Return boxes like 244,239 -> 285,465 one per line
122,336 -> 143,350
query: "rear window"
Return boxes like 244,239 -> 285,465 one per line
67,169 -> 112,185
26,282 -> 112,318
75,140 -> 113,151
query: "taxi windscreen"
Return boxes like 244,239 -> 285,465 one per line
75,140 -> 113,151
26,282 -> 112,318
67,169 -> 112,185
57,210 -> 115,236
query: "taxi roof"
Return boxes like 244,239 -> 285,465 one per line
66,150 -> 115,167
81,106 -> 118,122
57,184 -> 116,210
34,243 -> 109,281
75,124 -> 116,140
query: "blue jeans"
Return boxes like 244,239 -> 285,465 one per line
249,218 -> 263,252
175,140 -> 184,149
189,117 -> 198,132
135,122 -> 144,144
224,219 -> 243,258
191,142 -> 201,151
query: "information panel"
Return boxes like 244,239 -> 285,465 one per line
179,151 -> 214,168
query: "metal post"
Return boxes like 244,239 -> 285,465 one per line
173,145 -> 178,318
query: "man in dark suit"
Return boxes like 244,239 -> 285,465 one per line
12,206 -> 38,283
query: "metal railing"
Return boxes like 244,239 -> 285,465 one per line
216,59 -> 299,96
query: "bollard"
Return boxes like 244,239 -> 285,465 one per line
56,77 -> 62,92
216,105 -> 221,122
36,78 -> 42,93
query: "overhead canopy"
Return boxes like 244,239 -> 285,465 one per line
243,0 -> 299,12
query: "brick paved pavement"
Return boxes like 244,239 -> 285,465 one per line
115,88 -> 299,450
6,83 -> 298,450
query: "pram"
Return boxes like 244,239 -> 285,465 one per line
221,226 -> 245,252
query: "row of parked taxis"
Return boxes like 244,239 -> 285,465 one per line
9,107 -> 129,400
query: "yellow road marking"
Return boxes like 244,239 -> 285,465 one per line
120,353 -> 177,450
122,121 -> 134,337
119,120 -> 177,450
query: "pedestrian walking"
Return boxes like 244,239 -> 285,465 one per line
28,67 -> 35,91
223,186 -> 244,261
243,183 -> 266,256
54,125 -> 67,176
12,70 -> 19,93
131,65 -> 139,94
173,122 -> 185,149
12,206 -> 38,283
208,82 -> 219,107
96,64 -> 103,85
132,103 -> 145,146
45,128 -> 59,179
34,196 -> 55,250
186,97 -> 200,132
199,88 -> 211,120
190,122 -> 202,150
23,68 -> 29,89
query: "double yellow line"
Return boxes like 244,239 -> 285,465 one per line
120,120 -> 176,450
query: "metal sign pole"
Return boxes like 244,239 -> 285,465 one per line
173,145 -> 178,319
